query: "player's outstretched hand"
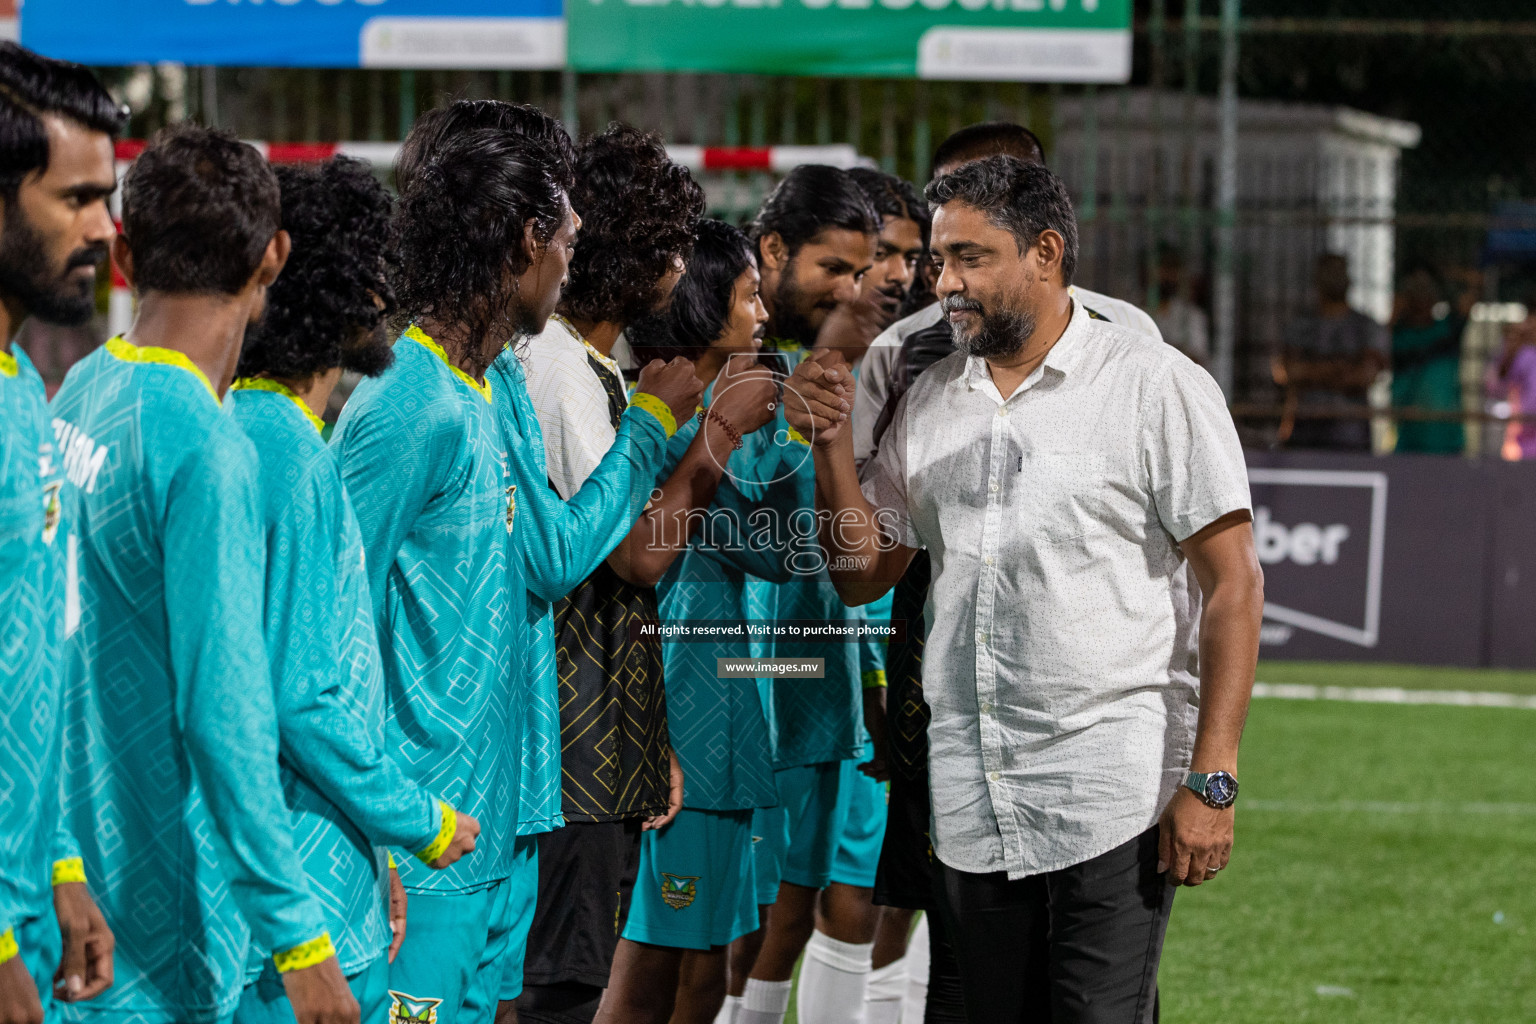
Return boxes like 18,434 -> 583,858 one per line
0,956 -> 44,1024
708,354 -> 780,435
387,865 -> 407,963
428,811 -> 480,869
283,956 -> 358,1024
52,881 -> 114,1001
635,357 -> 705,431
783,349 -> 853,448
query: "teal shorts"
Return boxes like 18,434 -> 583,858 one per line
385,878 -> 515,1024
497,834 -> 539,1003
752,762 -> 842,904
622,808 -> 758,951
8,913 -> 60,1023
235,954 -> 389,1024
829,742 -> 888,889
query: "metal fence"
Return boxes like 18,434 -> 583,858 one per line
20,4 -> 1536,458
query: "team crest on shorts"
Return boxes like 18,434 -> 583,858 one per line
506,484 -> 517,532
41,480 -> 62,545
660,872 -> 699,910
388,991 -> 443,1024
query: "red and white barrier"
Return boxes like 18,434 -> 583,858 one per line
106,141 -> 867,336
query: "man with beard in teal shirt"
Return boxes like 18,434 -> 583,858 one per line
0,42 -> 121,1022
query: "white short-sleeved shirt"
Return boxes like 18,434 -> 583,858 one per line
860,299 -> 1250,879
524,317 -> 625,498
853,286 -> 1163,469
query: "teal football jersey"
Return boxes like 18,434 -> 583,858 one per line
232,381 -> 444,976
654,396 -> 814,812
752,349 -> 865,769
333,327 -> 522,892
486,347 -> 671,836
51,338 -> 327,1023
0,345 -> 65,947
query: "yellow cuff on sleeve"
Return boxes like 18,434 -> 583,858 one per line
52,857 -> 86,886
862,670 -> 888,690
628,393 -> 678,438
388,853 -> 398,870
0,928 -> 17,966
414,801 -> 456,866
273,932 -> 335,973
786,424 -> 812,447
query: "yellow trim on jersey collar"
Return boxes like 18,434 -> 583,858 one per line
231,377 -> 325,434
105,336 -> 218,402
550,314 -> 625,381
404,324 -> 493,403
0,349 -> 17,377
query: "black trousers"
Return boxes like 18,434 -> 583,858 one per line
934,828 -> 1172,1024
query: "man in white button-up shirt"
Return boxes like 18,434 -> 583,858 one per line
783,156 -> 1264,1023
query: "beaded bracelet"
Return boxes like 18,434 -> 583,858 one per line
698,407 -> 744,450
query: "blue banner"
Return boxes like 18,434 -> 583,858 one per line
21,0 -> 565,69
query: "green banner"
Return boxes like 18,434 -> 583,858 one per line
568,0 -> 1130,81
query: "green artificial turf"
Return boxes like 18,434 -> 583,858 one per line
784,663 -> 1536,1023
1161,695 -> 1536,1023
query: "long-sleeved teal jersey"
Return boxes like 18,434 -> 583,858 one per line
0,345 -> 65,953
333,327 -> 523,892
231,380 -> 446,976
750,349 -> 866,770
654,393 -> 814,812
51,338 -> 329,1023
485,347 -> 671,835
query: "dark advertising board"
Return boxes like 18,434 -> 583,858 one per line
1247,451 -> 1536,669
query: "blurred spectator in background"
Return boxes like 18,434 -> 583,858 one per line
1150,244 -> 1209,365
1274,253 -> 1388,452
1489,315 -> 1536,460
1392,261 -> 1468,455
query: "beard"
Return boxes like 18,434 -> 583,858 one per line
770,260 -> 832,348
0,206 -> 108,327
941,295 -> 1035,360
340,320 -> 396,378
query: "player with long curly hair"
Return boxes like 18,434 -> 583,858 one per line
229,157 -> 480,1024
517,126 -> 778,1024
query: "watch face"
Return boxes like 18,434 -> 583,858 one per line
1207,772 -> 1237,806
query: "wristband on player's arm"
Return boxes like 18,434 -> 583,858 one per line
51,857 -> 86,886
414,801 -> 457,866
273,932 -> 336,973
627,393 -> 678,438
862,669 -> 888,690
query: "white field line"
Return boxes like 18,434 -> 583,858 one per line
1252,681 -> 1536,710
1246,799 -> 1536,816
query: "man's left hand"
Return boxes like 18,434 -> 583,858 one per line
1157,788 -> 1234,886
52,882 -> 113,1001
644,749 -> 684,831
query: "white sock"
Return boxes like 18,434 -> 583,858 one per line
738,978 -> 793,1024
863,956 -> 907,1024
795,930 -> 874,1024
902,915 -> 930,1024
715,994 -> 743,1024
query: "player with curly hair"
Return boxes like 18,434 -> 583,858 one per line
333,100 -> 704,1024
228,157 -> 480,1024
331,110 -> 579,1024
517,126 -> 778,1024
